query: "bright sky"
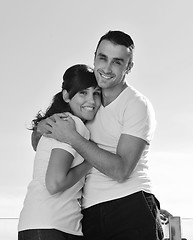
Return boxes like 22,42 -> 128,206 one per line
0,0 -> 193,219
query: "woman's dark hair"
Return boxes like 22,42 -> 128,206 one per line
31,64 -> 98,130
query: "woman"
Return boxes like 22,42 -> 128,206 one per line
18,64 -> 101,240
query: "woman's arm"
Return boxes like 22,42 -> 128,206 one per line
45,148 -> 91,195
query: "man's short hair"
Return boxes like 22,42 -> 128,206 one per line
95,30 -> 135,53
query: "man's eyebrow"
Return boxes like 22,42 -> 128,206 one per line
97,53 -> 106,57
113,57 -> 124,62
98,53 -> 124,62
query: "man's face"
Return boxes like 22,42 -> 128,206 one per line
94,40 -> 131,89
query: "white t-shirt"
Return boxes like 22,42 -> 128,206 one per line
18,115 -> 90,236
83,85 -> 156,209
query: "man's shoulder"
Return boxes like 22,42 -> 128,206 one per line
125,85 -> 153,108
120,86 -> 155,121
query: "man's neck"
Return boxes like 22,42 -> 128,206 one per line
102,83 -> 127,107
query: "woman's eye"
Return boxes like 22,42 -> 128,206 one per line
79,91 -> 87,95
94,91 -> 101,96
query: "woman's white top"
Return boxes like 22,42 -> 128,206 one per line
18,115 -> 89,236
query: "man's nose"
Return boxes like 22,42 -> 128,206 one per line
103,62 -> 112,73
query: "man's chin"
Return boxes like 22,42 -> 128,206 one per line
97,80 -> 110,88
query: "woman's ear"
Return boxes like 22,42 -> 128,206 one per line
62,90 -> 70,103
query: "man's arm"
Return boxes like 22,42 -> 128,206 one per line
31,118 -> 51,151
31,129 -> 42,151
70,132 -> 146,182
31,113 -> 69,151
44,115 -> 147,182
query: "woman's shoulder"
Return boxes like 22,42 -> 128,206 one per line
69,114 -> 90,139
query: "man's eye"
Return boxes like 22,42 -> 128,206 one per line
114,61 -> 121,65
98,56 -> 106,61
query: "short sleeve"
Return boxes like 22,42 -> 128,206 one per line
51,139 -> 77,157
121,97 -> 156,144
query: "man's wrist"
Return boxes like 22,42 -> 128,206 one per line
69,130 -> 82,147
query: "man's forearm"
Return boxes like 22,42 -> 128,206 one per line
70,132 -> 126,182
41,115 -> 144,181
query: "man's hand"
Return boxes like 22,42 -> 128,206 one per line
43,114 -> 77,144
37,113 -> 69,135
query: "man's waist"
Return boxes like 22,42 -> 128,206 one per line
82,184 -> 152,209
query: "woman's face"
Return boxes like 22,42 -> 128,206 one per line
69,86 -> 101,121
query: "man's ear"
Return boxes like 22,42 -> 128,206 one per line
93,52 -> 97,66
125,62 -> 134,74
62,90 -> 70,103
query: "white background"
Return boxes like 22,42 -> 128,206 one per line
0,0 -> 192,219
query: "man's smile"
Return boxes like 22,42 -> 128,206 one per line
98,70 -> 114,80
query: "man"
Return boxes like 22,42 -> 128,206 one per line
35,31 -> 164,239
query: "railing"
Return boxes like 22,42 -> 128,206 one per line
162,216 -> 193,240
0,217 -> 192,240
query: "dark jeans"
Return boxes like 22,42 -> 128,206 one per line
18,229 -> 84,240
82,191 -> 164,240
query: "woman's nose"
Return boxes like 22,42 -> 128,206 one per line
87,94 -> 95,103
